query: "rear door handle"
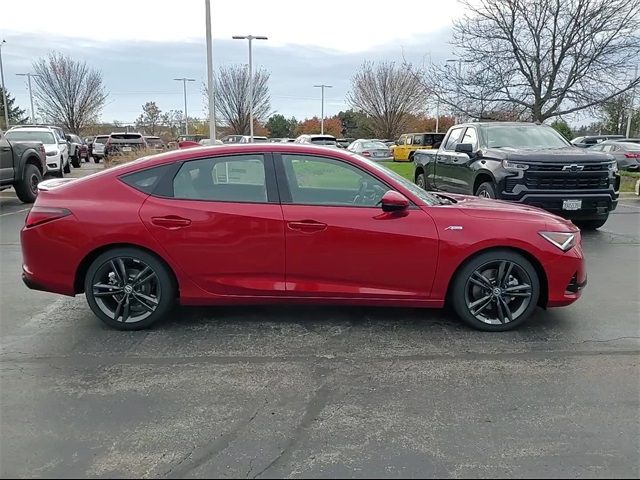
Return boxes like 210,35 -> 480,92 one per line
287,220 -> 327,233
151,215 -> 192,229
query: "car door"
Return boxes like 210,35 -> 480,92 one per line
139,153 -> 286,296
451,126 -> 479,194
435,126 -> 465,192
275,152 -> 439,299
0,133 -> 14,182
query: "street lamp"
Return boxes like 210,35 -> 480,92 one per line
313,84 -> 332,135
16,72 -> 42,124
626,64 -> 638,138
205,0 -> 217,141
0,40 -> 9,129
232,34 -> 268,142
174,77 -> 195,135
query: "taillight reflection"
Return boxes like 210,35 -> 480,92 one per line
25,207 -> 71,228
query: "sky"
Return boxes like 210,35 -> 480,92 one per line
0,0 -> 465,124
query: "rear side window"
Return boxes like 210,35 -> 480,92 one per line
110,134 -> 144,142
121,164 -> 173,194
172,154 -> 268,203
95,137 -> 108,144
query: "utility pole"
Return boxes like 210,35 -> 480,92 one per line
205,0 -> 217,141
16,73 -> 41,124
174,77 -> 195,135
232,35 -> 268,142
0,40 -> 9,129
435,98 -> 440,133
626,64 -> 638,138
313,84 -> 333,134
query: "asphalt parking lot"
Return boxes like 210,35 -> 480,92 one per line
1,165 -> 638,478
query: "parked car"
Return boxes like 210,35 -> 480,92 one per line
65,134 -> 84,168
0,130 -> 47,203
588,141 -> 640,171
294,134 -> 338,146
571,135 -> 625,148
392,132 -> 446,161
613,138 -> 640,144
5,126 -> 70,176
221,135 -> 244,143
336,138 -> 356,149
347,139 -> 393,161
144,136 -> 167,152
105,133 -> 147,157
198,138 -> 223,146
413,122 -> 620,230
238,136 -> 269,143
84,137 -> 94,162
92,135 -> 109,163
22,143 -> 586,332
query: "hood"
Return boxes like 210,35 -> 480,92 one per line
484,146 -> 613,163
439,193 -> 577,230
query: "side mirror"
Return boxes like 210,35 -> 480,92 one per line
380,190 -> 410,212
455,143 -> 474,154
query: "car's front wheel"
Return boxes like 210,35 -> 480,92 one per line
63,157 -> 71,174
450,250 -> 540,331
475,182 -> 496,199
84,248 -> 176,330
71,154 -> 81,168
416,172 -> 426,190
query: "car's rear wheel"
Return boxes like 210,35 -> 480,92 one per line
63,158 -> 71,174
573,217 -> 608,230
475,182 -> 496,199
15,163 -> 42,203
451,250 -> 540,331
71,155 -> 81,168
94,156 -> 100,163
84,248 -> 176,330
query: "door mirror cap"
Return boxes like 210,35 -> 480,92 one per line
455,143 -> 474,154
381,190 -> 410,212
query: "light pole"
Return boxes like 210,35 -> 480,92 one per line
446,59 -> 472,123
626,64 -> 638,138
232,34 -> 268,142
205,0 -> 217,141
16,73 -> 41,124
174,77 -> 195,135
0,40 -> 9,129
313,84 -> 332,134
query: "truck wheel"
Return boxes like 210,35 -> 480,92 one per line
573,217 -> 608,230
94,156 -> 101,164
416,173 -> 426,190
408,152 -> 415,162
63,158 -> 71,174
71,155 -> 81,168
15,164 -> 42,204
476,182 -> 496,199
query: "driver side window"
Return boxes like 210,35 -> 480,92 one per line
281,154 -> 388,207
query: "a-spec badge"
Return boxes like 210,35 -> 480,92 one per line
445,225 -> 464,231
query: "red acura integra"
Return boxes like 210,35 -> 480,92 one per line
21,144 -> 586,331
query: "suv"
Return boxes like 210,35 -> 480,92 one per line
104,132 -> 147,157
65,134 -> 85,167
6,125 -> 70,176
413,122 -> 620,230
294,134 -> 338,146
571,135 -> 625,148
92,135 -> 108,163
392,132 -> 446,161
0,130 -> 47,202
144,136 -> 166,152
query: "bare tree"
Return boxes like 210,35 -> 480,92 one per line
135,101 -> 162,135
32,52 -> 108,134
203,65 -> 270,135
347,62 -> 427,139
424,0 -> 640,122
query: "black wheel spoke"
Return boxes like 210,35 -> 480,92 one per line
470,271 -> 493,289
470,295 -> 493,316
134,271 -> 157,288
132,266 -> 151,284
505,283 -> 531,293
109,260 -> 123,285
502,262 -> 514,287
113,295 -> 126,321
122,299 -> 130,323
135,292 -> 159,307
132,294 -> 155,313
93,289 -> 123,298
495,298 -> 506,324
508,292 -> 532,298
498,296 -> 513,323
497,261 -> 507,286
116,258 -> 128,284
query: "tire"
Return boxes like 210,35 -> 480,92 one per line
450,249 -> 540,332
573,217 -> 608,230
416,172 -> 426,190
84,247 -> 176,331
71,155 -> 81,168
63,157 -> 71,174
57,160 -> 65,178
408,152 -> 415,162
475,181 -> 496,199
15,163 -> 42,203
94,156 -> 101,163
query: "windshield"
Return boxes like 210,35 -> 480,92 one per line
146,138 -> 163,145
362,141 -> 387,150
350,153 -> 440,206
482,125 -> 570,149
95,136 -> 108,144
311,137 -> 337,145
5,130 -> 55,144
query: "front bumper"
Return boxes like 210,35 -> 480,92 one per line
500,191 -> 618,219
544,243 -> 587,307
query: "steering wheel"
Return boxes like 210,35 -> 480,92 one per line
353,179 -> 369,205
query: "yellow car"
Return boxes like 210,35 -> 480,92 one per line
391,132 -> 446,161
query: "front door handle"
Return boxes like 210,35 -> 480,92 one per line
287,220 -> 327,233
151,215 -> 192,229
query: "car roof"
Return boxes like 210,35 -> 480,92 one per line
8,125 -> 55,131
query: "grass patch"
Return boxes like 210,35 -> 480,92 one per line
379,161 -> 414,181
620,171 -> 639,193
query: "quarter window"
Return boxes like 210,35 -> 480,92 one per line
172,154 -> 268,203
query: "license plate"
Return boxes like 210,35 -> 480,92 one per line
563,199 -> 582,210
122,147 -> 132,152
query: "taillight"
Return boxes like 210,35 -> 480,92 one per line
624,153 -> 640,158
25,207 -> 71,228
362,151 -> 371,157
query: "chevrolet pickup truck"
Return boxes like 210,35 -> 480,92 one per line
413,122 -> 620,230
0,130 -> 47,203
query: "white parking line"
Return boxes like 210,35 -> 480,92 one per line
0,208 -> 30,217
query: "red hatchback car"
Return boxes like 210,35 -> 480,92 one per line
21,144 -> 586,331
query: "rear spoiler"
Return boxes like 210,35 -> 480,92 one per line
38,178 -> 78,191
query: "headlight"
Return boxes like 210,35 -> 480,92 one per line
45,151 -> 57,157
608,161 -> 618,172
539,231 -> 577,252
502,160 -> 529,171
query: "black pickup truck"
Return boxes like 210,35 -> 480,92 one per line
0,130 -> 47,203
413,122 -> 620,230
